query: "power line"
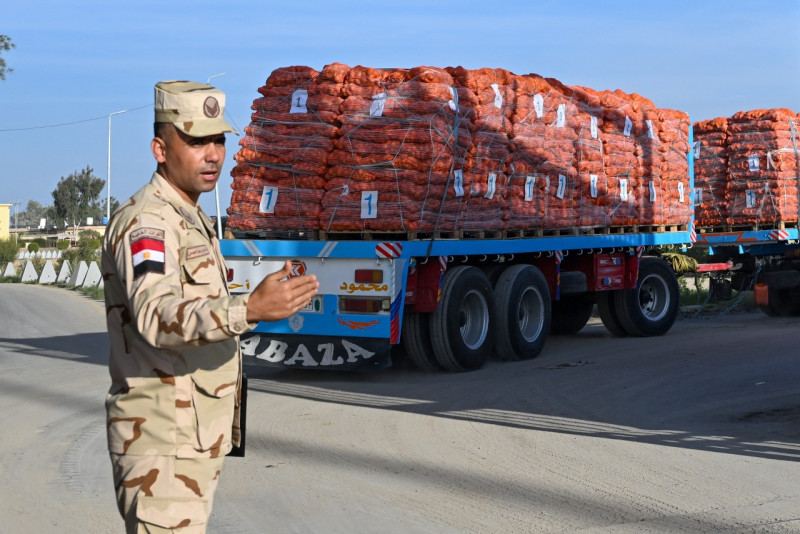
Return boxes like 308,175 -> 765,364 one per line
0,104 -> 151,132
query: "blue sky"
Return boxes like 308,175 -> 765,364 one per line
1,0 -> 799,220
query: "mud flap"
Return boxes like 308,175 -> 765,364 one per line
240,333 -> 392,371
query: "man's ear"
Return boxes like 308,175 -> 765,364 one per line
151,136 -> 167,163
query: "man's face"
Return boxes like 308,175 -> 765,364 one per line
152,125 -> 226,205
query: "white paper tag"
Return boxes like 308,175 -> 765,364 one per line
693,141 -> 701,159
361,191 -> 378,219
745,189 -> 756,208
342,183 -> 350,195
649,180 -> 657,202
448,86 -> 457,111
556,174 -> 566,199
370,93 -> 387,117
491,83 -> 503,108
646,120 -> 656,139
524,175 -> 535,201
557,104 -> 566,128
590,174 -> 598,198
259,185 -> 279,214
453,169 -> 464,197
623,116 -> 633,137
678,182 -> 685,203
590,116 -> 598,139
748,154 -> 759,171
290,89 -> 308,114
485,173 -> 497,199
619,178 -> 628,201
533,94 -> 544,118
695,188 -> 703,204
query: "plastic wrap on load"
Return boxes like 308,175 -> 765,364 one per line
227,63 -> 693,236
725,108 -> 799,226
321,65 -> 474,233
448,67 -> 513,232
693,117 -> 729,226
227,63 -> 346,232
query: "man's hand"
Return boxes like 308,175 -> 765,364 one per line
246,260 -> 319,323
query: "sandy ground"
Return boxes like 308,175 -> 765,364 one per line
1,283 -> 799,533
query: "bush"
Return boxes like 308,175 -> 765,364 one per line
33,237 -> 47,248
30,255 -> 46,276
56,232 -> 101,274
56,240 -> 70,251
27,242 -> 39,254
0,238 -> 18,265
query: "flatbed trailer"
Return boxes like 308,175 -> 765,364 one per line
692,226 -> 800,316
221,224 -> 694,372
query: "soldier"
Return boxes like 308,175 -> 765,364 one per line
102,80 -> 318,533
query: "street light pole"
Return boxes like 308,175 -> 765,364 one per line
206,73 -> 227,238
107,109 -> 129,223
11,201 -> 19,244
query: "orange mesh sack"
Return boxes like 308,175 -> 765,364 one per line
322,66 -> 474,233
227,64 -> 347,232
693,117 -> 729,226
725,109 -> 799,226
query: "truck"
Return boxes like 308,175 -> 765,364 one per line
221,223 -> 697,372
218,65 -> 797,372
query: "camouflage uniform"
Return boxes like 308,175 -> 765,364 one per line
102,171 -> 252,532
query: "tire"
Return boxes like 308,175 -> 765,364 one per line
550,294 -> 594,335
493,264 -> 551,361
596,291 -> 628,337
430,266 -> 495,372
759,286 -> 800,317
614,256 -> 679,337
401,311 -> 441,371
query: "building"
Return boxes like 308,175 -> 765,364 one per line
0,204 -> 10,241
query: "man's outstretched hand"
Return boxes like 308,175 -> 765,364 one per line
246,260 -> 319,323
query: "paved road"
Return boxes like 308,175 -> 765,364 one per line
1,284 -> 799,533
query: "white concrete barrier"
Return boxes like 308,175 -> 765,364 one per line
67,261 -> 89,287
81,261 -> 103,288
57,260 -> 72,284
39,260 -> 57,285
21,261 -> 38,282
2,262 -> 15,278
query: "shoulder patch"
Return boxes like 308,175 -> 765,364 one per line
186,245 -> 210,260
131,228 -> 166,278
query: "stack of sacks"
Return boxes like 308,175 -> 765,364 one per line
448,67 -> 513,233
692,117 -> 729,226
570,85 -> 610,228
507,74 -> 581,230
322,65 -> 474,232
645,107 -> 692,226
227,63 -> 693,236
725,108 -> 799,226
227,64 -> 346,232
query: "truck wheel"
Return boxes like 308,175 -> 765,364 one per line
430,266 -> 495,371
401,311 -> 441,372
596,291 -> 628,337
759,286 -> 800,317
614,256 -> 679,337
550,294 -> 594,335
493,264 -> 551,360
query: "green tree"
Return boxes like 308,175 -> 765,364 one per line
0,35 -> 14,81
0,239 -> 18,265
51,166 -> 106,230
18,200 -> 51,229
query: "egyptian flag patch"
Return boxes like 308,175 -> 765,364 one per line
130,227 -> 166,278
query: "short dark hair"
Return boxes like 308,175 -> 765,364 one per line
154,122 -> 172,139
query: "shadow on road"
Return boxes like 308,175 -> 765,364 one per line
0,332 -> 109,366
242,314 -> 800,463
